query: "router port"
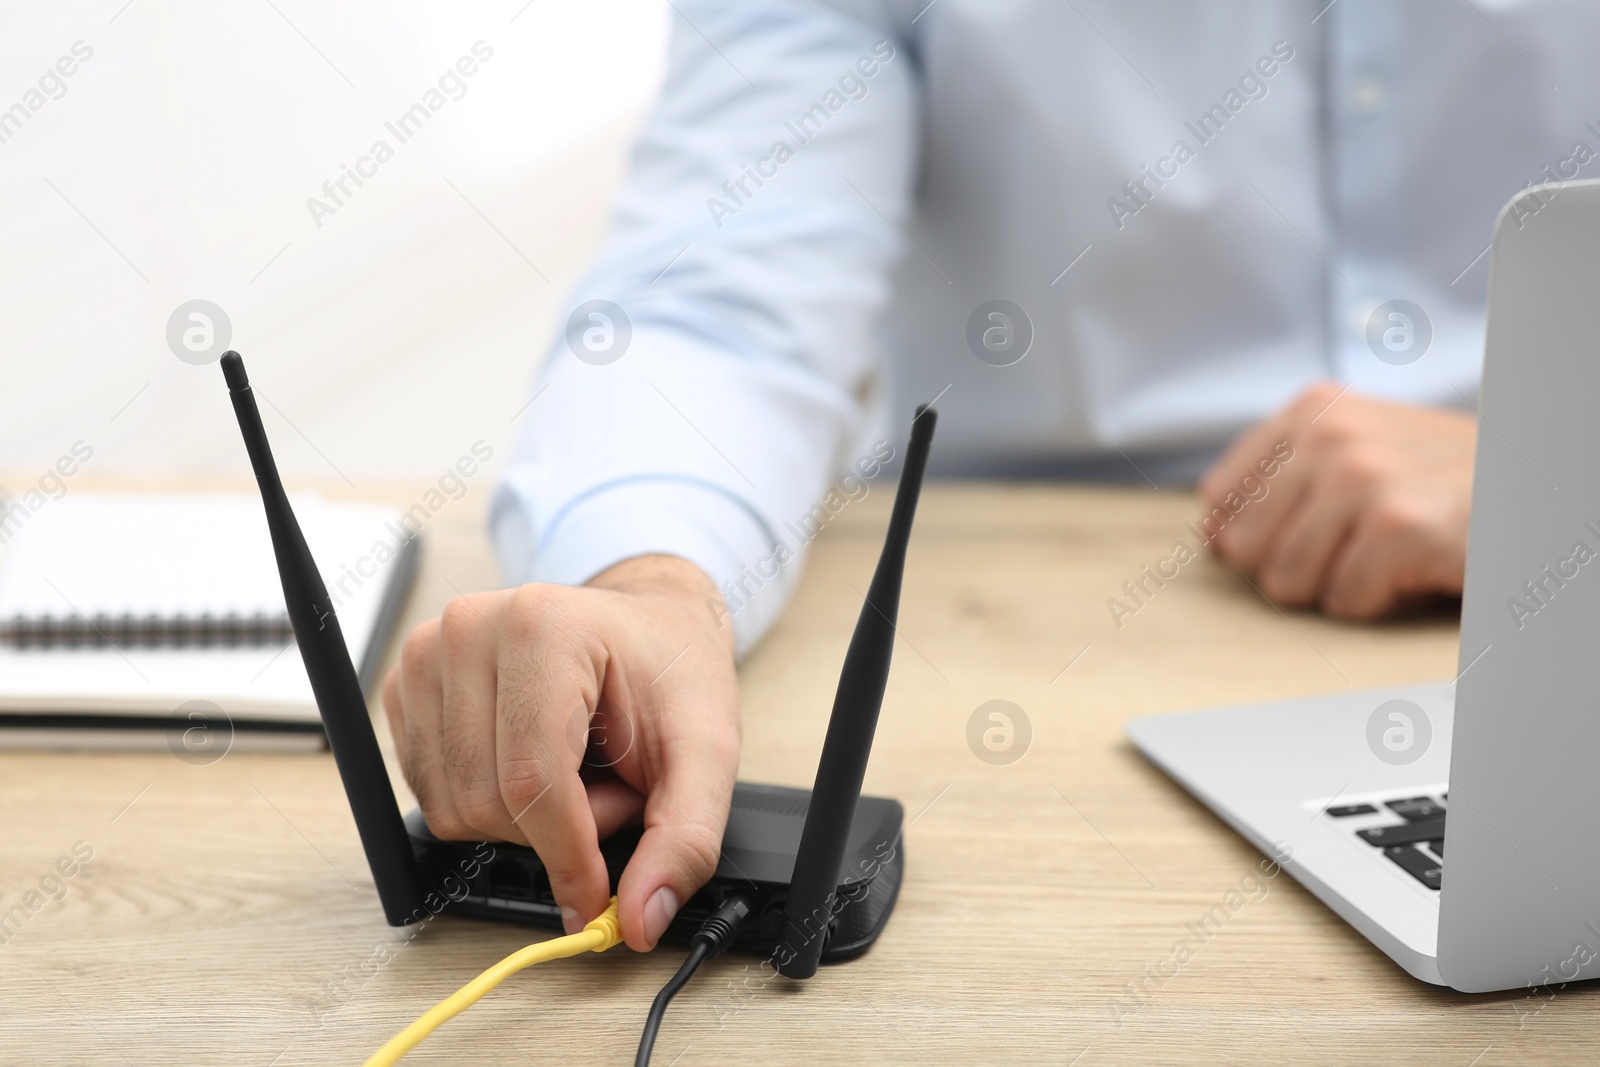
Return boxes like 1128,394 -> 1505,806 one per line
757,896 -> 788,939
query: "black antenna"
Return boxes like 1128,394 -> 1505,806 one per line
777,405 -> 937,979
221,351 -> 428,926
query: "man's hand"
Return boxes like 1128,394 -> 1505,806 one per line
1198,382 -> 1477,618
380,554 -> 738,951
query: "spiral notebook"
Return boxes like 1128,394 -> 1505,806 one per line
0,493 -> 419,751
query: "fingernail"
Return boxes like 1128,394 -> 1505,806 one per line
643,886 -> 680,945
561,906 -> 582,936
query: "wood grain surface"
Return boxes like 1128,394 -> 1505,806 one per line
1,483 -> 1587,1066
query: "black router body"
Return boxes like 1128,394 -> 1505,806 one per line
220,352 -> 935,976
409,789 -> 903,962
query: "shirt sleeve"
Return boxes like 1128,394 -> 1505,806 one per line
490,0 -> 918,658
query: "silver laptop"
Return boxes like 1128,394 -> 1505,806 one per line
1128,179 -> 1600,994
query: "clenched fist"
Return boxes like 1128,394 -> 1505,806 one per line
381,554 -> 739,951
1199,382 -> 1477,618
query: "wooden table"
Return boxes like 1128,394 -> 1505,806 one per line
1,484 -> 1585,1065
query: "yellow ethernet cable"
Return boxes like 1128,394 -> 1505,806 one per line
364,898 -> 624,1067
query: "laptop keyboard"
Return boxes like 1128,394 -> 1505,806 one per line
1327,793 -> 1446,890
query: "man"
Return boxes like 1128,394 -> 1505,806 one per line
382,1 -> 1592,949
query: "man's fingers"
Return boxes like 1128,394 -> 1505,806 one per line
386,564 -> 744,953
585,776 -> 648,840
1257,476 -> 1362,607
504,750 -> 612,934
396,619 -> 469,838
441,598 -> 527,842
1198,411 -> 1288,505
1204,443 -> 1311,571
1322,489 -> 1468,619
495,651 -> 613,931
615,727 -> 738,951
380,667 -> 409,771
1321,514 -> 1413,618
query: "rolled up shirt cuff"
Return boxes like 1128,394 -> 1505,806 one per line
490,474 -> 794,659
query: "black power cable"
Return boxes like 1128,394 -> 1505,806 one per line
635,894 -> 754,1067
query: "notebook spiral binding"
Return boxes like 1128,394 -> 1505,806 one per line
0,611 -> 294,650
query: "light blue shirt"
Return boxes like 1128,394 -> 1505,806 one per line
493,0 -> 1600,654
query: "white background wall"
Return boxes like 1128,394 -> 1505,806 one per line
0,0 -> 670,491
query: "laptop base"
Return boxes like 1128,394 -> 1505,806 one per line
1128,682 -> 1455,987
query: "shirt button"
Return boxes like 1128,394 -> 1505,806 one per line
1349,74 -> 1388,114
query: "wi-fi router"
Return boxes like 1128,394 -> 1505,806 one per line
221,351 -> 935,976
